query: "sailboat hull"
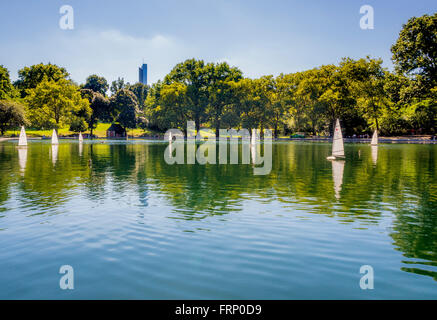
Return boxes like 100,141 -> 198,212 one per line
327,155 -> 345,160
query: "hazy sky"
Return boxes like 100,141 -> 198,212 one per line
1,0 -> 436,85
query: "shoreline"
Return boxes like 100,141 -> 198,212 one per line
2,136 -> 436,144
277,137 -> 437,144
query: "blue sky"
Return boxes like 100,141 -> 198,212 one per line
0,0 -> 436,85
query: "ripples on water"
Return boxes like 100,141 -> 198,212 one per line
0,140 -> 435,299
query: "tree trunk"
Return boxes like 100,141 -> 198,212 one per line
215,118 -> 220,138
331,123 -> 334,137
371,102 -> 380,131
274,122 -> 278,139
195,116 -> 200,135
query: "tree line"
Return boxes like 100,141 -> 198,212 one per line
0,13 -> 436,137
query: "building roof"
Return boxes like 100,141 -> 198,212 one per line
107,123 -> 126,134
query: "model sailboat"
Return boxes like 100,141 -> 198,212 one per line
371,130 -> 378,145
51,129 -> 59,145
327,119 -> 345,160
18,126 -> 28,147
79,132 -> 83,143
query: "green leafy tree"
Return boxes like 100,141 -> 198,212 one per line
205,62 -> 243,136
110,89 -> 139,130
128,82 -> 149,110
14,63 -> 69,98
340,57 -> 388,131
390,13 -> 437,134
402,87 -> 437,134
287,70 -> 327,135
69,117 -> 88,132
218,80 -> 244,130
145,81 -> 188,132
391,13 -> 437,90
318,64 -> 358,135
82,74 -> 109,96
144,81 -> 163,130
164,59 -> 211,133
110,77 -> 129,95
0,100 -> 28,135
81,89 -> 111,136
233,78 -> 270,133
0,65 -> 18,100
25,78 -> 91,130
163,83 -> 190,130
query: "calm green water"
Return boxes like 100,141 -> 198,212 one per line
0,140 -> 436,299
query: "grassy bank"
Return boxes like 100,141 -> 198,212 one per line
4,123 -> 152,138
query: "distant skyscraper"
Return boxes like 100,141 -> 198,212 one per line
139,63 -> 147,85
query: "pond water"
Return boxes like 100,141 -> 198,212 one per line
0,140 -> 435,299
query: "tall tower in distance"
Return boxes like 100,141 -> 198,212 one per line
139,63 -> 147,85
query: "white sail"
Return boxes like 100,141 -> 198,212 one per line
169,132 -> 172,142
371,130 -> 378,145
18,126 -> 27,146
51,129 -> 59,145
332,160 -> 345,200
332,119 -> 345,158
79,132 -> 83,143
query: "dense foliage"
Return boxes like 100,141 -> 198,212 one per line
0,13 -> 435,136
0,100 -> 28,135
24,78 -> 91,130
82,75 -> 109,96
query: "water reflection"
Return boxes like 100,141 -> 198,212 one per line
51,144 -> 58,165
0,141 -> 436,284
371,145 -> 378,165
331,160 -> 345,200
18,147 -> 27,174
251,143 -> 257,164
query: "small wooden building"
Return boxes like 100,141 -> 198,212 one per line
106,123 -> 126,138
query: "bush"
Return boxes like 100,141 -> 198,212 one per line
69,118 -> 88,132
